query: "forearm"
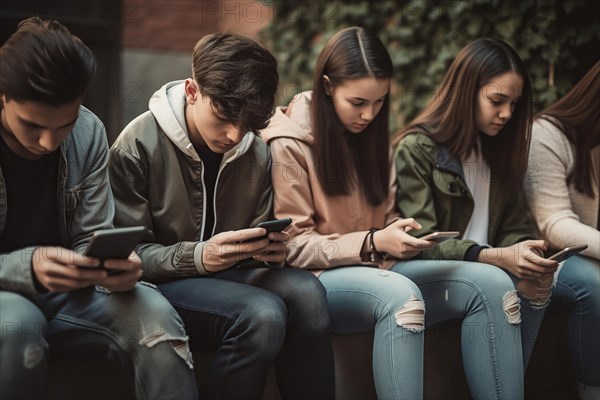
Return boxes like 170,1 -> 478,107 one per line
0,247 -> 39,295
286,231 -> 369,269
136,241 -> 205,281
546,218 -> 600,260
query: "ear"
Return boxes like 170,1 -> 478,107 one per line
322,75 -> 333,96
184,79 -> 198,105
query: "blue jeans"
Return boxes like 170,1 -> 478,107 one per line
391,260 -> 544,400
0,283 -> 197,399
158,267 -> 334,400
318,266 -> 425,400
550,255 -> 600,387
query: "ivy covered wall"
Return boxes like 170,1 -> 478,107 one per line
261,0 -> 600,130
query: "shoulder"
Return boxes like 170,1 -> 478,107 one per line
395,131 -> 437,161
242,134 -> 271,165
66,106 -> 108,151
113,111 -> 161,151
531,117 -> 573,161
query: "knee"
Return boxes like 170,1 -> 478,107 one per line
378,272 -> 425,333
238,293 -> 287,353
457,263 -> 523,324
0,292 -> 48,370
112,283 -> 194,369
278,270 -> 328,315
392,292 -> 426,333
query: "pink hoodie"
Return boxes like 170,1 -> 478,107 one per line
261,91 -> 400,272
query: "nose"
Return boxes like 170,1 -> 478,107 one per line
38,130 -> 61,152
226,127 -> 245,144
360,106 -> 374,122
499,103 -> 513,120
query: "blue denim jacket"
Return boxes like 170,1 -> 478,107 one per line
0,106 -> 114,295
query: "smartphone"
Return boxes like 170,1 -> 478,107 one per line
547,244 -> 588,262
419,231 -> 460,243
85,227 -> 146,274
243,218 -> 292,243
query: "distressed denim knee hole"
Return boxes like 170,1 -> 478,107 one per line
502,290 -> 522,324
394,293 -> 425,333
138,326 -> 194,369
24,343 -> 46,369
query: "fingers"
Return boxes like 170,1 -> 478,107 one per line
252,242 -> 287,263
36,247 -> 100,268
96,269 -> 142,292
35,262 -> 106,292
523,250 -> 559,268
394,218 -> 422,232
267,231 -> 289,243
103,257 -> 141,271
220,228 -> 267,244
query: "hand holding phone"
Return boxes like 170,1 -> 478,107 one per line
242,218 -> 292,243
85,226 -> 146,275
547,244 -> 588,262
419,231 -> 460,243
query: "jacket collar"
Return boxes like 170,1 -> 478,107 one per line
436,143 -> 465,181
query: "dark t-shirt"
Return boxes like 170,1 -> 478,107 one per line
0,133 -> 61,252
196,145 -> 223,241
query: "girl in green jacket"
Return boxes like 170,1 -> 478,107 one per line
392,38 -> 559,398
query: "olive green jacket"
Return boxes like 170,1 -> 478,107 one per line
394,132 -> 534,261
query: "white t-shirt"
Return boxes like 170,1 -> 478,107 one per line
461,139 -> 491,245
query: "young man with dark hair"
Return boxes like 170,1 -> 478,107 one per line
109,33 -> 334,399
0,17 -> 197,399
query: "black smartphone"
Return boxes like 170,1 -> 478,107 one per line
243,218 -> 292,243
547,244 -> 588,262
419,231 -> 460,243
85,226 -> 146,274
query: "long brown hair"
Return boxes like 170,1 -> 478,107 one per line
392,38 -> 532,186
535,61 -> 600,197
312,27 -> 392,206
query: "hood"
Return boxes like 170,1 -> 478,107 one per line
148,80 -> 255,163
261,90 -> 315,145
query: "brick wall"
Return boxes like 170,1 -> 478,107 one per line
122,0 -> 271,52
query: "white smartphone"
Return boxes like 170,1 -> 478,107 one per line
419,231 -> 460,243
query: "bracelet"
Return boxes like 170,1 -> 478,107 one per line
367,228 -> 384,263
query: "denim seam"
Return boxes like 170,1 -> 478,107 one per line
555,280 -> 586,379
327,288 -> 418,399
416,277 -> 506,399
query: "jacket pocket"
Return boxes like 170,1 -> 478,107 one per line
432,170 -> 465,197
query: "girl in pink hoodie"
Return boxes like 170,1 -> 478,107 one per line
262,27 -> 434,399
263,28 -> 530,399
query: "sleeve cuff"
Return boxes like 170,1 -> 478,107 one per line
464,244 -> 488,262
193,242 -> 211,275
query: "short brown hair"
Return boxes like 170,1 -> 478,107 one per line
191,33 -> 278,134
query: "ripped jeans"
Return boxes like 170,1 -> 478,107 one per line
0,283 -> 197,400
318,266 -> 425,400
391,260 -> 548,400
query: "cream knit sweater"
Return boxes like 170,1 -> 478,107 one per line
525,117 -> 600,259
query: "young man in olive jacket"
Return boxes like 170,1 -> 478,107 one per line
109,33 -> 334,399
